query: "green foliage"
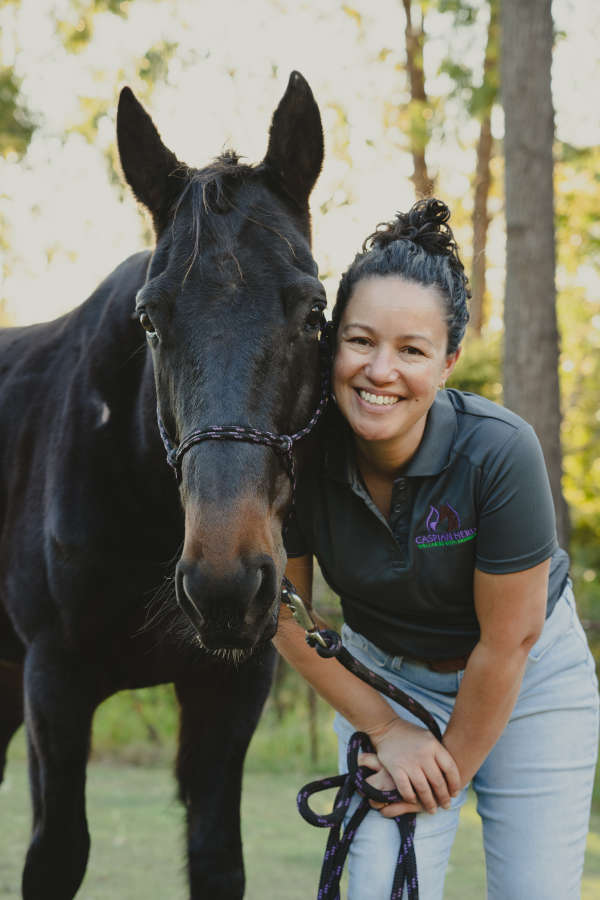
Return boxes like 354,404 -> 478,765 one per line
0,66 -> 35,157
91,684 -> 178,764
139,39 -> 177,84
55,0 -> 128,53
437,0 -> 499,120
447,333 -> 502,402
554,144 -> 600,638
556,143 -> 600,263
438,0 -> 478,25
247,687 -> 338,775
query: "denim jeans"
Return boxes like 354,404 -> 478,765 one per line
334,585 -> 599,899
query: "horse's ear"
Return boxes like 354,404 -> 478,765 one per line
263,71 -> 324,207
117,87 -> 183,234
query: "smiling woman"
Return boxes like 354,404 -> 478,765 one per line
275,198 -> 599,900
333,277 -> 459,456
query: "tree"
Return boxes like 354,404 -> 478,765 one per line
469,0 -> 498,335
401,0 -> 435,197
437,0 -> 500,334
501,0 -> 569,546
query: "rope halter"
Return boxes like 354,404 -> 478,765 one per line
156,320 -> 331,496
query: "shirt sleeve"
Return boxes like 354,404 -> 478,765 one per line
475,423 -> 558,574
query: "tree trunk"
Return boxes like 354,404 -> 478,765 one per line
470,0 -> 499,335
501,0 -> 570,546
470,114 -> 492,335
401,0 -> 434,197
271,652 -> 288,722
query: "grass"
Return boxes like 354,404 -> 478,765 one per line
2,735 -> 600,899
3,614 -> 598,897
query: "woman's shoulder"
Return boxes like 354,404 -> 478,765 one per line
444,389 -> 541,465
445,388 -> 530,431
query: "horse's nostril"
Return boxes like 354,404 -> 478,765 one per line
175,554 -> 278,646
176,568 -> 206,630
182,576 -> 205,626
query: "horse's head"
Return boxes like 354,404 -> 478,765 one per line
117,73 -> 324,653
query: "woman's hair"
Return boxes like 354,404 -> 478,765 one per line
331,198 -> 470,354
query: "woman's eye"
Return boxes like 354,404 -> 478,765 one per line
402,346 -> 423,356
139,311 -> 157,338
348,336 -> 370,347
304,303 -> 324,332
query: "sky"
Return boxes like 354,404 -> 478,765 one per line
0,0 -> 598,327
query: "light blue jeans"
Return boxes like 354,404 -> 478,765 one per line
334,585 -> 599,899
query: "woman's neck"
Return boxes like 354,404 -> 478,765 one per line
353,417 -> 427,480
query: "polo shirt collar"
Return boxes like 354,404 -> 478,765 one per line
323,389 -> 457,482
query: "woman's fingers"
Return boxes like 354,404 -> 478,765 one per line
361,759 -> 419,811
364,764 -> 396,809
360,727 -> 463,816
407,770 -> 437,814
364,758 -> 437,810
386,768 -> 417,805
422,763 -> 452,810
379,800 -> 421,818
436,745 -> 462,797
357,752 -> 382,772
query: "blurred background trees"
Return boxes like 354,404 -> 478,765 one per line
502,0 -> 568,546
1,0 -> 598,760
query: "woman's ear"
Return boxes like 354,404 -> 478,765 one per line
442,347 -> 461,383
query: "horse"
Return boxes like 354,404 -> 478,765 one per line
0,71 -> 324,899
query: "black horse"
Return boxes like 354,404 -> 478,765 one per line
0,71 -> 324,899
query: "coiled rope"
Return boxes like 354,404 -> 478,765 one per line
281,582 -> 441,900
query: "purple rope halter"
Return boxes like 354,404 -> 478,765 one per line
156,321 -> 330,492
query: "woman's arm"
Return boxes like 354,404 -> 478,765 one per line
441,559 -> 549,783
376,558 -> 549,818
276,555 -> 461,814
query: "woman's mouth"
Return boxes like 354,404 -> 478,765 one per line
356,389 -> 401,407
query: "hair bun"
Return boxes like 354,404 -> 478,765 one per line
364,198 -> 457,258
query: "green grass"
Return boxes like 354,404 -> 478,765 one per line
2,743 -> 599,898
3,640 -> 598,897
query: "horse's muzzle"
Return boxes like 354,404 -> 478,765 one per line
175,555 -> 279,650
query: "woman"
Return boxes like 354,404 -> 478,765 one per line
275,199 -> 599,899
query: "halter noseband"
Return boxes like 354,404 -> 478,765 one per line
156,322 -> 331,495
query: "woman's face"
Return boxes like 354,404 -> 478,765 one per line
333,275 -> 460,457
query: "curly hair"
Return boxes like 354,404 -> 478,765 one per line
332,198 -> 470,355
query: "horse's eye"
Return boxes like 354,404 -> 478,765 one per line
304,304 -> 324,333
139,311 -> 157,338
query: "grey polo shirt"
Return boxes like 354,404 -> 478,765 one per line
285,389 -> 569,660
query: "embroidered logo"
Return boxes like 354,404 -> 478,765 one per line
415,502 -> 477,548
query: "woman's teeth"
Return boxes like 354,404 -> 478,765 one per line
358,390 -> 399,406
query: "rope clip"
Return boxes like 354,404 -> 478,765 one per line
280,582 -> 328,649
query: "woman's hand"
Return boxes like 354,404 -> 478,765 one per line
362,717 -> 461,818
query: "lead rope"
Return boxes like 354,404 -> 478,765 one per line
281,577 -> 442,900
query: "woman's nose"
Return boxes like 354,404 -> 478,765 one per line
365,346 -> 398,382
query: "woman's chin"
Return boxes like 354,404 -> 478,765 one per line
351,417 -> 401,444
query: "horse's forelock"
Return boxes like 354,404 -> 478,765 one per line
170,153 -> 259,275
171,152 -> 302,279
